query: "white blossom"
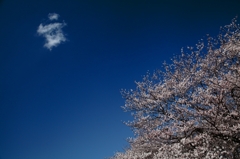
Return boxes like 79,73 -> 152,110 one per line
110,18 -> 240,159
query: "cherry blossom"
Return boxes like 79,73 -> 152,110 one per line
110,18 -> 240,159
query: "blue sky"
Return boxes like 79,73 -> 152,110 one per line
0,0 -> 240,159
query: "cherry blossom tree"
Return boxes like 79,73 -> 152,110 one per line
110,18 -> 240,159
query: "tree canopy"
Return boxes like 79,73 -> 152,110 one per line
110,18 -> 240,159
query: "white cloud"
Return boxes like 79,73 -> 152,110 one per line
48,13 -> 59,21
37,13 -> 67,50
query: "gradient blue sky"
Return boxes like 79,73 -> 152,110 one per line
1,0 -> 240,159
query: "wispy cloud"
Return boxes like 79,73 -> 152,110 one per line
37,13 -> 67,50
48,13 -> 59,21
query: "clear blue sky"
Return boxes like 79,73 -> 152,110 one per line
0,0 -> 240,159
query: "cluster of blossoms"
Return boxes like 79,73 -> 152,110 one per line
110,18 -> 240,159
